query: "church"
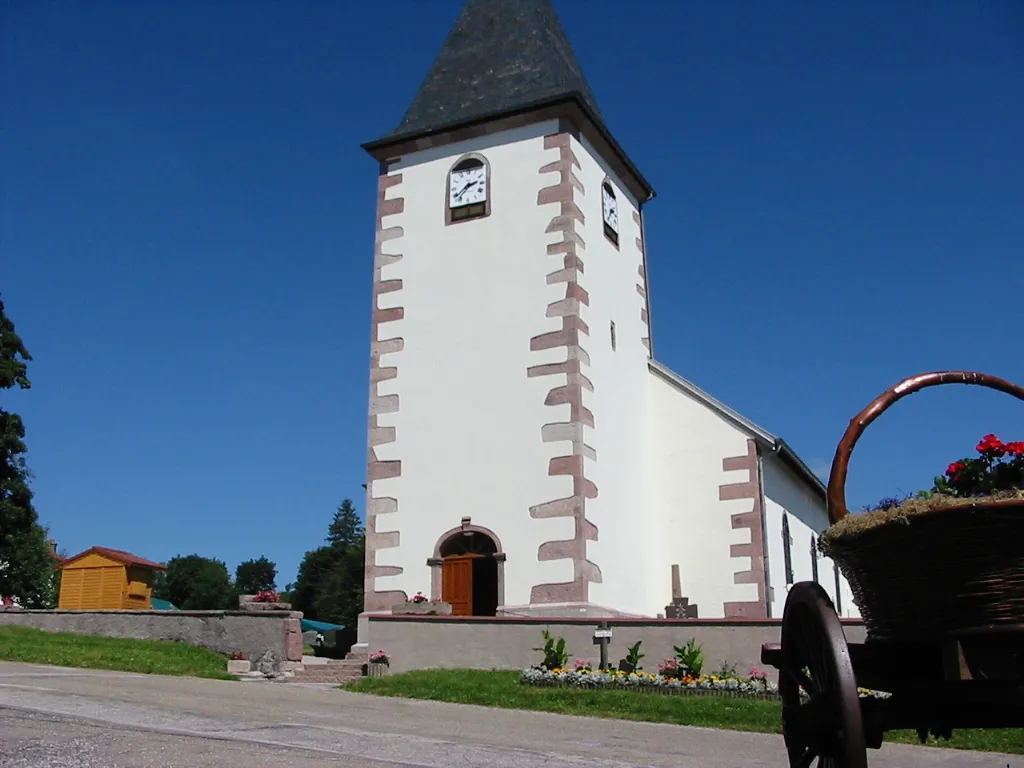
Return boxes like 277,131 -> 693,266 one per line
357,0 -> 860,629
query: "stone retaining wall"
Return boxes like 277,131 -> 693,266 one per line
0,609 -> 303,669
362,614 -> 866,679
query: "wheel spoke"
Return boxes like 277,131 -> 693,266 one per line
787,610 -> 821,696
791,747 -> 817,768
783,664 -> 818,695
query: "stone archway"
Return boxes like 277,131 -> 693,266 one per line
427,517 -> 505,616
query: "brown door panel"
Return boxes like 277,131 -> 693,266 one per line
442,556 -> 475,616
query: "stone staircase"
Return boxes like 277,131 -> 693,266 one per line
289,652 -> 368,685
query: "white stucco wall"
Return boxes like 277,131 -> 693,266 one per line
569,134 -> 653,614
371,119 -> 582,606
762,457 -> 860,619
647,367 -> 759,618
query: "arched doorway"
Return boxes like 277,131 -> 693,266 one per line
431,522 -> 503,617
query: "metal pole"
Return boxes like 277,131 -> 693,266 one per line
598,622 -> 609,671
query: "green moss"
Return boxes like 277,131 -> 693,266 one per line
820,490 -> 1024,556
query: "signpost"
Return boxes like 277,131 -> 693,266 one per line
592,622 -> 613,670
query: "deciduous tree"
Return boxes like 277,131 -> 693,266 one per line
158,554 -> 236,610
0,297 -> 57,606
235,556 -> 277,595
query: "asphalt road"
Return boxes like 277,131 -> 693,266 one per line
0,662 -> 1017,767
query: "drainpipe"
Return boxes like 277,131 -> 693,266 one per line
757,443 -> 775,618
638,203 -> 655,359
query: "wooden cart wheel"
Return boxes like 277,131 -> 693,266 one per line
779,582 -> 866,768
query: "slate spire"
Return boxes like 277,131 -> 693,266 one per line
385,0 -> 602,139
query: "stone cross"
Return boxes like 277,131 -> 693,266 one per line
664,564 -> 699,619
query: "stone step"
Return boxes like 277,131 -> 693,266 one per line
291,669 -> 364,684
290,659 -> 365,684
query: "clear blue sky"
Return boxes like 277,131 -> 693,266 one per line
3,2 -> 1022,588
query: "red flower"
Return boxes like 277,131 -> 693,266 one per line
946,461 -> 967,477
976,434 -> 1006,457
1006,441 -> 1024,457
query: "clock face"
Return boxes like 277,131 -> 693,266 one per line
602,186 -> 619,231
449,164 -> 487,207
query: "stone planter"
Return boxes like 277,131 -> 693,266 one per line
240,601 -> 292,612
367,662 -> 388,677
391,601 -> 451,616
227,659 -> 251,674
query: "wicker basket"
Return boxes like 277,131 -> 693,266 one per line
824,371 -> 1024,641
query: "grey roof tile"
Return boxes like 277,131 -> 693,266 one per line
383,0 -> 602,139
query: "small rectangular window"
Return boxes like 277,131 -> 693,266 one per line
609,321 -> 616,351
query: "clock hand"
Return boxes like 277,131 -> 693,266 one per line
454,180 -> 475,202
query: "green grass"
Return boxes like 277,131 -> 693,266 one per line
0,625 -> 235,680
346,669 -> 1024,755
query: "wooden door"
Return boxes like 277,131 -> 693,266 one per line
442,556 -> 474,616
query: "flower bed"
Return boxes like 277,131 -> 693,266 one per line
521,666 -> 781,699
523,632 -> 891,703
520,667 -> 891,701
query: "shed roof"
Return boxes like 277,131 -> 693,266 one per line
301,618 -> 345,633
59,546 -> 167,571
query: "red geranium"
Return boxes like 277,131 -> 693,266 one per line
932,433 -> 1024,498
976,433 -> 1007,457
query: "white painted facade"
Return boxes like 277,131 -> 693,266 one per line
647,366 -> 759,618
567,133 -> 655,615
372,120 -> 587,606
361,114 -> 860,622
763,457 -> 860,619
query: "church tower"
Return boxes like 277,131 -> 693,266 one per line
359,0 -> 658,621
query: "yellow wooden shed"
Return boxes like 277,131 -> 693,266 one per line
57,546 -> 166,610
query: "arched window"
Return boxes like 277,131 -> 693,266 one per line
601,180 -> 619,247
446,155 -> 490,224
782,514 -> 793,585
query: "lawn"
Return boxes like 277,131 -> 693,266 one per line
347,669 -> 1024,756
0,625 -> 235,680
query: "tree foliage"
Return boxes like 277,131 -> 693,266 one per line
235,556 -> 277,594
0,297 -> 56,606
157,554 -> 236,610
292,499 -> 365,649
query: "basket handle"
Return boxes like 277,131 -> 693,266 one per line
827,371 -> 1024,525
